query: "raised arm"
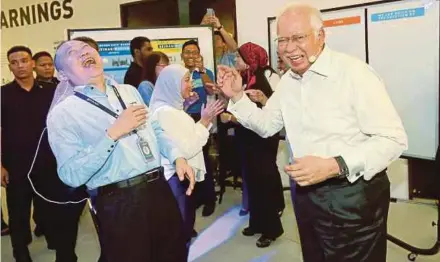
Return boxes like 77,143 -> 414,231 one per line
218,65 -> 284,138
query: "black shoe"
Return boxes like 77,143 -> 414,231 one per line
256,235 -> 275,248
242,227 -> 259,237
34,225 -> 44,237
202,203 -> 216,217
13,249 -> 32,262
191,229 -> 198,238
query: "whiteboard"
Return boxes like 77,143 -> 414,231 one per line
267,0 -> 439,160
368,0 -> 439,159
321,8 -> 366,62
68,26 -> 216,84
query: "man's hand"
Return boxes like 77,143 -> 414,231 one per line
107,105 -> 147,140
175,158 -> 195,196
195,55 -> 205,72
1,165 -> 9,187
216,65 -> 244,102
284,156 -> 340,187
208,16 -> 222,29
245,89 -> 268,106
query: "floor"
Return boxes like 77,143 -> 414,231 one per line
1,186 -> 439,262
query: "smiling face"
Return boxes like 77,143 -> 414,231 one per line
56,41 -> 104,86
277,6 -> 325,75
180,71 -> 192,99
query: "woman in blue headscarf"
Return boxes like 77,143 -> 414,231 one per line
149,64 -> 224,243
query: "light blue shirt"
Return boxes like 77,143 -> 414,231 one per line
47,81 -> 181,189
138,80 -> 154,106
217,51 -> 236,67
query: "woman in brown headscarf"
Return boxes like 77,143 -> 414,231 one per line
221,42 -> 285,248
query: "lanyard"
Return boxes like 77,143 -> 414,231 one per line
73,85 -> 126,119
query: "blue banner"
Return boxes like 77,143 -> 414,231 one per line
371,7 -> 425,22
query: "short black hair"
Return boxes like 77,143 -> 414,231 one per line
7,46 -> 32,60
214,31 -> 225,42
32,51 -> 53,61
130,36 -> 151,57
73,36 -> 99,51
181,40 -> 200,52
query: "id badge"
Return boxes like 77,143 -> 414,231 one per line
137,136 -> 154,161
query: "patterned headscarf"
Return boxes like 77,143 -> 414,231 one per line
238,42 -> 270,90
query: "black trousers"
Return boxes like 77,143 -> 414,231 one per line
189,113 -> 217,206
293,171 -> 390,262
95,174 -> 187,262
40,198 -> 85,262
6,178 -> 84,261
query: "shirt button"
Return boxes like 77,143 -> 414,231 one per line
111,145 -> 114,148
107,150 -> 111,153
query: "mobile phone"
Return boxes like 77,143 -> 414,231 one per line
206,8 -> 215,16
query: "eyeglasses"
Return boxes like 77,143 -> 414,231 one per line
183,50 -> 200,56
275,33 -> 311,48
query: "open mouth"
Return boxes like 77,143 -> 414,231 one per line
82,57 -> 96,67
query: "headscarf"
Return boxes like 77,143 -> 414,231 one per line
238,42 -> 273,90
149,64 -> 189,113
238,42 -> 275,99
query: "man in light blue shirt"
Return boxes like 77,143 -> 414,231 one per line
47,40 -> 193,262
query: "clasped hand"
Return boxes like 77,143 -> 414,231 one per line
107,105 -> 147,140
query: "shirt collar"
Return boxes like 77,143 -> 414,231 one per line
73,78 -> 116,97
289,45 -> 333,79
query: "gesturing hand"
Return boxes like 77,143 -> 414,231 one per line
216,65 -> 244,101
284,156 -> 340,187
107,105 -> 148,140
200,100 -> 225,127
245,89 -> 269,106
175,158 -> 195,196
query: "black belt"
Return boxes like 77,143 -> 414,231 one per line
98,167 -> 163,196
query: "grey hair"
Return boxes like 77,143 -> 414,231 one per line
277,3 -> 324,37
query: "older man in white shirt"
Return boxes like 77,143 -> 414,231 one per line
217,3 -> 408,262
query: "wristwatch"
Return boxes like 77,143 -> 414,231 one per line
334,156 -> 349,179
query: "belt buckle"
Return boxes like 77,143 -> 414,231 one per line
146,169 -> 160,183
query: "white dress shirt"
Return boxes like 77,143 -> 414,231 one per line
151,105 -> 211,181
228,46 -> 408,183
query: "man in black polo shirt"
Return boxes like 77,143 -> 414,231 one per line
124,36 -> 153,88
32,51 -> 59,85
1,46 -> 85,262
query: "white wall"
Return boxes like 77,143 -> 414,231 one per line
236,0 -> 409,200
1,0 -> 134,83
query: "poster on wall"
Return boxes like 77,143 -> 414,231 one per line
68,26 -> 215,84
98,38 -> 194,83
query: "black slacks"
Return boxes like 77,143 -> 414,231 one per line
95,174 -> 187,262
6,177 -> 84,261
293,171 -> 390,262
